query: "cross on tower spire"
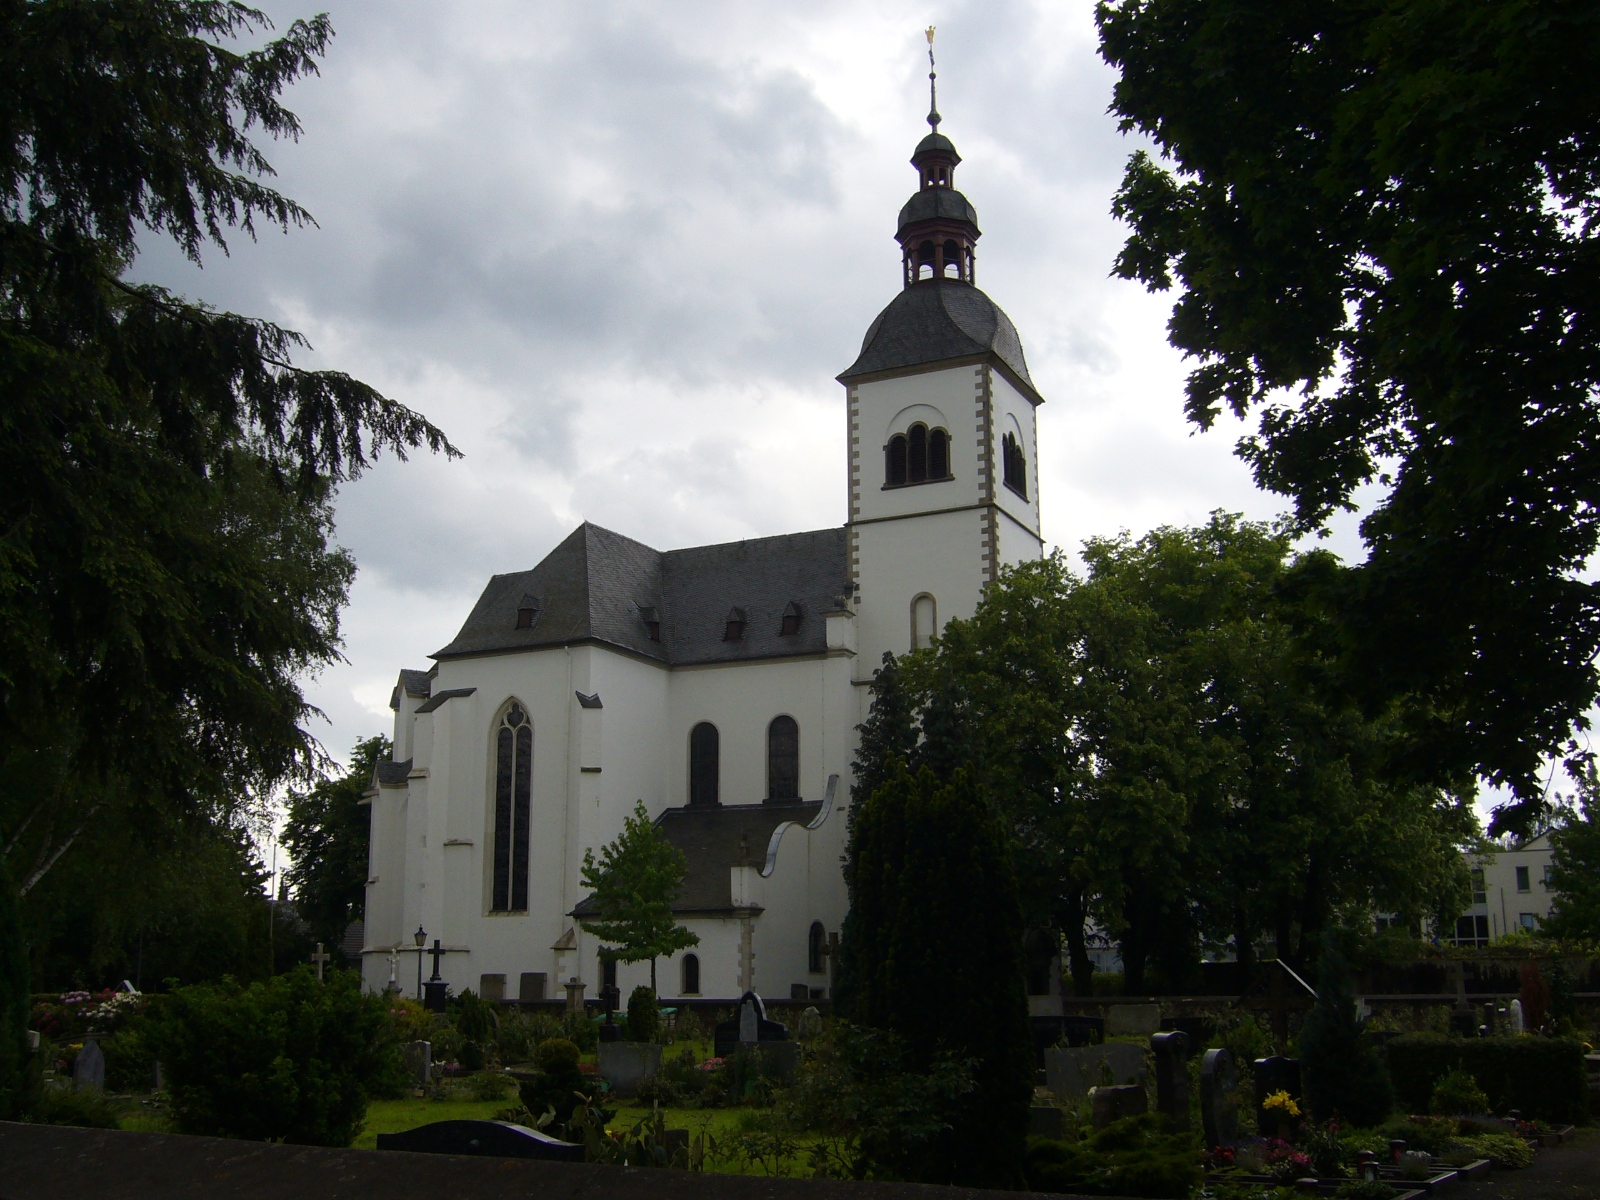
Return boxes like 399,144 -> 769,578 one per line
926,26 -> 940,132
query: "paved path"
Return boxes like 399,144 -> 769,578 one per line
1451,1129 -> 1600,1200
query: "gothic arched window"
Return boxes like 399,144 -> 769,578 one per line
681,953 -> 700,995
887,424 -> 951,487
908,423 -> 928,483
767,715 -> 799,801
928,429 -> 949,480
689,722 -> 720,807
1002,431 -> 1028,500
492,702 -> 533,912
808,921 -> 827,974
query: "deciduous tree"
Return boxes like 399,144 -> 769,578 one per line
578,800 -> 697,992
283,736 -> 388,952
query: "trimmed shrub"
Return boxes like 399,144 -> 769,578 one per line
626,986 -> 659,1043
1385,1034 -> 1587,1123
1459,1133 -> 1533,1169
147,966 -> 400,1146
1429,1068 -> 1489,1115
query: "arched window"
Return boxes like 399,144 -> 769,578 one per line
1002,431 -> 1028,499
943,239 -> 961,279
886,435 -> 908,485
908,424 -> 927,483
767,716 -> 799,801
911,594 -> 937,651
917,240 -> 935,281
492,702 -> 533,912
808,921 -> 827,974
689,722 -> 719,807
681,953 -> 700,996
928,429 -> 949,480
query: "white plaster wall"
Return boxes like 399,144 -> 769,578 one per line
1469,836 -> 1556,938
852,365 -> 986,523
853,508 -> 987,664
987,368 -> 1042,541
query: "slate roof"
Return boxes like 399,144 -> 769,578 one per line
839,279 -> 1036,396
374,759 -> 413,787
388,668 -> 433,710
433,524 -> 850,666
897,187 -> 979,234
572,801 -> 823,917
415,687 -> 476,713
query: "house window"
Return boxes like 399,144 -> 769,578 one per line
1002,431 -> 1028,499
1516,866 -> 1531,893
689,722 -> 720,807
1543,864 -> 1554,889
681,953 -> 700,995
724,607 -> 746,641
1520,913 -> 1539,932
515,593 -> 540,630
492,703 -> 533,912
911,593 -> 937,651
885,423 -> 951,487
780,601 -> 802,637
1452,914 -> 1489,948
767,716 -> 799,801
808,921 -> 826,974
1469,867 -> 1486,904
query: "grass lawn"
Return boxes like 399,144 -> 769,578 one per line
355,1096 -> 515,1149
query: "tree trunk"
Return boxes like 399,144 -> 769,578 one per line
1062,891 -> 1094,995
649,956 -> 656,994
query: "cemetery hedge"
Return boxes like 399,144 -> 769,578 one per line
1384,1034 -> 1588,1123
148,966 -> 403,1145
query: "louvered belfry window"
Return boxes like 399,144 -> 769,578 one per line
492,703 -> 533,911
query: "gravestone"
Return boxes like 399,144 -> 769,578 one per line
479,974 -> 506,1004
597,1041 -> 662,1097
401,1041 -> 432,1088
1150,1031 -> 1190,1130
1044,1043 -> 1146,1101
1253,1056 -> 1302,1133
1029,1105 -> 1067,1139
1509,998 -> 1524,1034
714,991 -> 789,1059
1200,1048 -> 1239,1148
564,977 -> 585,1015
519,972 -> 547,1003
73,1038 -> 105,1092
1105,1003 -> 1162,1036
1089,1083 -> 1147,1129
796,1006 -> 823,1041
375,1119 -> 583,1161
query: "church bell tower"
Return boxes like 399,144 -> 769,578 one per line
838,34 -> 1044,670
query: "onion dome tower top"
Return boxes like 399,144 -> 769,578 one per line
838,30 -> 1036,398
896,30 -> 980,288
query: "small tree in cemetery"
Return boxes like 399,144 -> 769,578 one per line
1298,941 -> 1393,1127
579,800 -> 697,992
1544,763 -> 1600,941
838,763 -> 1033,1188
283,736 -> 390,951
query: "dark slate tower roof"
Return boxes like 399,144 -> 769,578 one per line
839,280 -> 1035,395
433,522 -> 850,666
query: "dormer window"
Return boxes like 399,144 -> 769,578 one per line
885,423 -> 952,488
638,605 -> 661,643
780,602 -> 803,636
1002,432 -> 1028,500
515,594 -> 540,630
723,607 -> 746,641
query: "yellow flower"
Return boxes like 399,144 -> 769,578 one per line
1262,1090 -> 1301,1117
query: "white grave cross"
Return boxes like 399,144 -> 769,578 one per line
311,943 -> 331,981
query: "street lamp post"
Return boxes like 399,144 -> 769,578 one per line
413,926 -> 426,1001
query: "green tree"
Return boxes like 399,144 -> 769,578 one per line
578,800 -> 697,992
1096,0 -> 1600,833
283,736 -> 388,951
1543,765 -> 1600,940
1298,941 -> 1394,1126
838,764 -> 1032,1188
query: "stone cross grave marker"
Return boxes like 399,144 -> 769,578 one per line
311,943 -> 331,981
386,948 -> 400,993
74,1038 -> 105,1092
1200,1047 -> 1239,1148
1150,1031 -> 1190,1130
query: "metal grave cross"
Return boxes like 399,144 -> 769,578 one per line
311,943 -> 332,981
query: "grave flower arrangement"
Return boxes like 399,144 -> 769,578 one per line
1259,1139 -> 1313,1184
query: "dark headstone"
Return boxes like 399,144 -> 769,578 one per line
1030,1016 -> 1065,1066
376,1120 -> 582,1161
1090,1083 -> 1147,1129
518,972 -> 547,1002
599,1022 -> 621,1043
1253,1055 -> 1302,1134
479,974 -> 506,1004
790,983 -> 809,1001
422,980 -> 448,1014
715,992 -> 789,1059
73,1039 -> 105,1092
1161,1016 -> 1208,1044
1200,1047 -> 1239,1148
1150,1031 -> 1190,1130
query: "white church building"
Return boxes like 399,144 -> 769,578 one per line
360,104 -> 1046,1006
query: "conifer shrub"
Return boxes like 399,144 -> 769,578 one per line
1429,1068 -> 1489,1116
1298,943 -> 1393,1126
517,1037 -> 606,1133
626,986 -> 659,1043
147,966 -> 400,1145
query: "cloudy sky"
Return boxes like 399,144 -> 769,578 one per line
136,1 -> 1371,827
